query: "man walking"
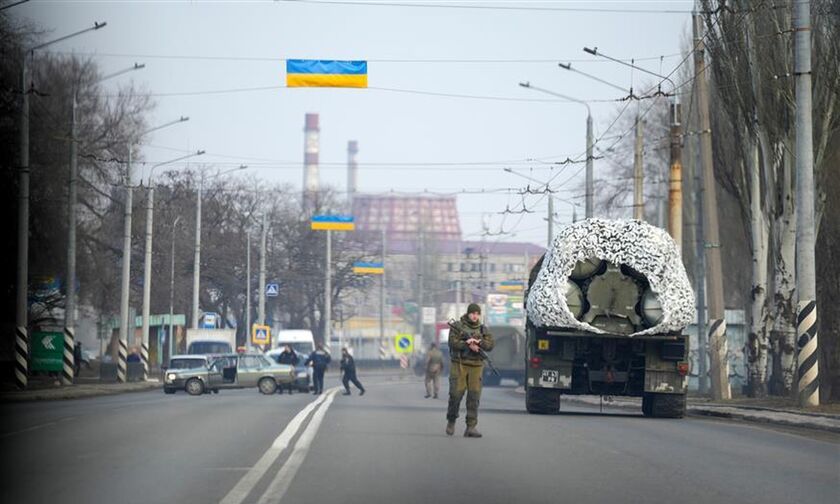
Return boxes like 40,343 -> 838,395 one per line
446,303 -> 494,438
306,344 -> 331,395
340,347 -> 365,396
276,345 -> 299,394
424,343 -> 444,399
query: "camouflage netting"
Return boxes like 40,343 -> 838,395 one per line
526,218 -> 695,336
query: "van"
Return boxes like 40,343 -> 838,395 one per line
273,330 -> 316,355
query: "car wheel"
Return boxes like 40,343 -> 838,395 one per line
163,387 -> 176,395
259,377 -> 278,395
185,378 -> 205,396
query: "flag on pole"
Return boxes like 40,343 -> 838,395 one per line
353,262 -> 384,275
286,59 -> 368,88
311,215 -> 355,231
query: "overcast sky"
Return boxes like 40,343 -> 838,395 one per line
18,0 -> 694,246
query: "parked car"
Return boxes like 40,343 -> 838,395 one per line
266,348 -> 311,392
163,353 -> 295,396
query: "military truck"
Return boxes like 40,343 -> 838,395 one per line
481,325 -> 526,387
524,219 -> 695,418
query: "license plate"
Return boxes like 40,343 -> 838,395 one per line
541,370 -> 559,384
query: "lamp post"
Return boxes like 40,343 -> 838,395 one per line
15,21 -> 106,390
117,116 -> 190,383
141,147 -> 203,380
518,82 -> 594,219
191,165 -> 248,330
168,215 -> 182,363
63,63 -> 144,385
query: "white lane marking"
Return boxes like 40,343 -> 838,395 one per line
256,389 -> 338,504
219,390 -> 335,504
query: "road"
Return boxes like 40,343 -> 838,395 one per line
1,373 -> 838,504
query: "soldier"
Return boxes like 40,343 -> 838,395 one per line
340,347 -> 365,396
424,343 -> 444,399
446,303 -> 494,438
305,344 -> 331,395
276,345 -> 299,394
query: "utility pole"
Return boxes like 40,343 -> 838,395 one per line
245,232 -> 251,352
694,12 -> 730,400
192,174 -> 202,329
168,215 -> 180,361
259,213 -> 267,327
668,102 -> 683,252
379,228 -> 386,351
794,0 -> 819,407
324,229 -> 332,346
117,147 -> 133,383
140,183 -> 153,380
62,92 -> 78,385
547,196 -> 554,246
417,209 -> 425,339
693,114 -> 709,395
585,113 -> 594,218
633,116 -> 645,220
15,49 -> 30,390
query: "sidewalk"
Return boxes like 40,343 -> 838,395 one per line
514,388 -> 840,433
0,379 -> 161,403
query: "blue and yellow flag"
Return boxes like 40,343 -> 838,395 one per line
311,215 -> 355,231
286,59 -> 368,88
353,262 -> 384,275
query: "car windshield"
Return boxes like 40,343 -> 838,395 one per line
188,342 -> 232,355
169,358 -> 206,370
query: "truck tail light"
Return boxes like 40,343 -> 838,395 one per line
677,362 -> 689,376
529,356 -> 542,369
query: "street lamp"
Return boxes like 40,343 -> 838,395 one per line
140,148 -> 203,380
192,165 -> 248,330
168,215 -> 182,363
15,21 -> 106,390
518,81 -> 594,219
117,116 -> 189,383
64,62 -> 144,385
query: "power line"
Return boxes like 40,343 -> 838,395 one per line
279,0 -> 697,14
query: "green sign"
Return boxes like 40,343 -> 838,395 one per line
32,331 -> 63,372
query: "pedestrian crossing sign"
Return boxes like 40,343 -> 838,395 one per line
266,283 -> 279,297
252,324 -> 271,345
394,334 -> 414,354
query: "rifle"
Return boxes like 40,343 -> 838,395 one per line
447,319 -> 500,377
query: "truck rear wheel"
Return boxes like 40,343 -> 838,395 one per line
642,392 -> 686,418
525,384 -> 560,414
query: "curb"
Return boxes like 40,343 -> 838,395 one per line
0,382 -> 161,403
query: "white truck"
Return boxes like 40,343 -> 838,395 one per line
185,328 -> 237,356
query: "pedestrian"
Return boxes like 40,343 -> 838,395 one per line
73,342 -> 83,377
340,347 -> 365,396
127,348 -> 141,363
424,343 -> 444,399
277,345 -> 299,394
446,303 -> 494,438
305,344 -> 331,395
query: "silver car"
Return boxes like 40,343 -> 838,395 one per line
163,353 -> 296,396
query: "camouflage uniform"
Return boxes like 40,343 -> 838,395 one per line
447,314 -> 494,429
425,347 -> 444,398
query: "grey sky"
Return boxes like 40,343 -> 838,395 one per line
19,0 -> 692,245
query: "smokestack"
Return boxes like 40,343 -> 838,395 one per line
347,140 -> 358,206
303,113 -> 320,209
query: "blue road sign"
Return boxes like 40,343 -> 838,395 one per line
266,283 -> 279,297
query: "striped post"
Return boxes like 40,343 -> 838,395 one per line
117,338 -> 128,383
14,326 -> 28,389
62,327 -> 75,385
796,300 -> 819,406
708,318 -> 731,399
379,344 -> 387,360
140,342 -> 149,381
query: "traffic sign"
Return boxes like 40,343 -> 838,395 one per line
394,333 -> 414,354
251,324 -> 271,346
422,307 -> 436,325
31,331 -> 63,372
202,312 -> 218,329
265,283 -> 279,297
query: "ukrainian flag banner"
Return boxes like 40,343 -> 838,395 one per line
286,59 -> 368,88
311,215 -> 355,231
353,262 -> 384,275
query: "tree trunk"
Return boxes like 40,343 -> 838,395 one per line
772,143 -> 797,396
746,139 -> 770,397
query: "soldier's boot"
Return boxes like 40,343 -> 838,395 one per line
464,426 -> 482,438
445,421 -> 455,436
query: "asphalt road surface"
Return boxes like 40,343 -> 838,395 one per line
1,373 -> 838,504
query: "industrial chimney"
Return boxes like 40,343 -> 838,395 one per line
303,113 -> 320,209
347,140 -> 358,206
